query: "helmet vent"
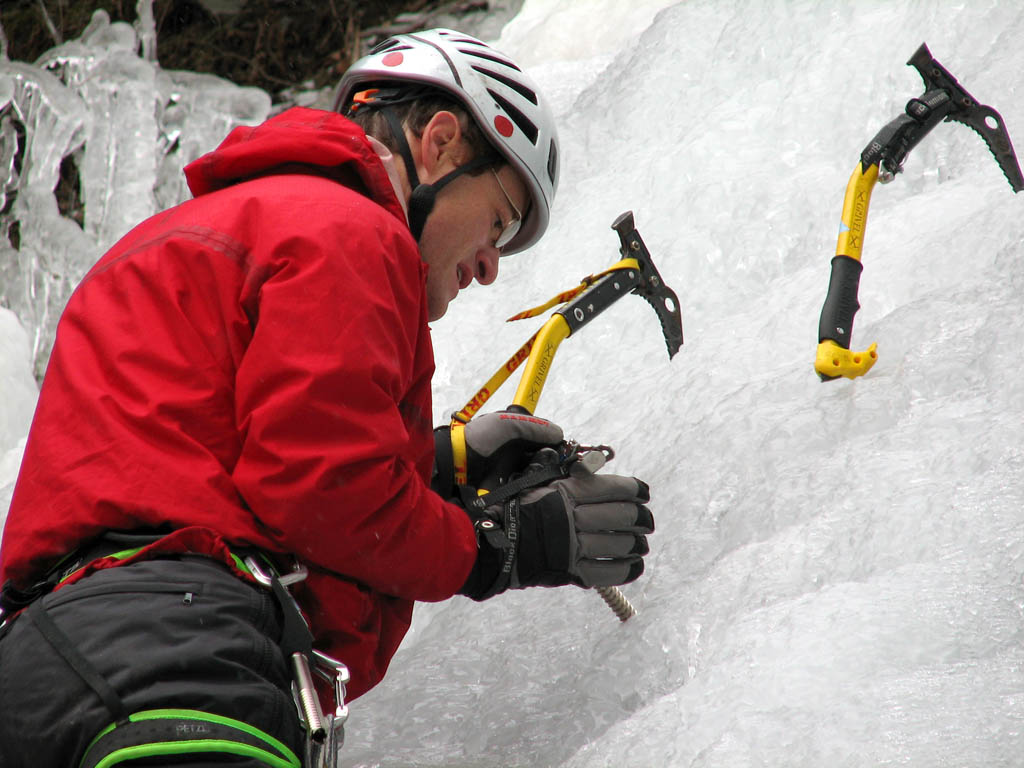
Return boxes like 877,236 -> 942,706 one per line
460,48 -> 523,73
447,36 -> 490,46
474,66 -> 538,105
487,88 -> 539,144
371,38 -> 411,54
547,138 -> 558,185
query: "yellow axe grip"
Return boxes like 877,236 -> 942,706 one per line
835,162 -> 879,261
815,162 -> 880,380
511,314 -> 572,414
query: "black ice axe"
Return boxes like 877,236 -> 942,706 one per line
814,43 -> 1023,381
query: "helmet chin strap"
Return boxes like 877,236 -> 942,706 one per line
380,107 -> 497,241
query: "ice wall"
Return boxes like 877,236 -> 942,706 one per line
1,1 -> 1022,766
0,9 -> 270,380
349,2 -> 1024,766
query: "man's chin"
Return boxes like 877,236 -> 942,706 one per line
435,287 -> 462,321
428,301 -> 450,322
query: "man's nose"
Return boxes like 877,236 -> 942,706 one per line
474,246 -> 500,285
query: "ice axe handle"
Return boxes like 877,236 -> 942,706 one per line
815,255 -> 878,381
817,255 -> 863,352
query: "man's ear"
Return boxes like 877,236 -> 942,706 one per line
417,110 -> 469,182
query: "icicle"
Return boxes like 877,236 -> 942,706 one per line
135,0 -> 158,63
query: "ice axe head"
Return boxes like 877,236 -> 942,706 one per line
611,211 -> 683,358
908,43 -> 1024,192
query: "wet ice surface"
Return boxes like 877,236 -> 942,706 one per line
3,1 -> 1024,766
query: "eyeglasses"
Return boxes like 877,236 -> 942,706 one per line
491,169 -> 522,250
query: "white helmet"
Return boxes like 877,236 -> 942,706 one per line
333,28 -> 559,255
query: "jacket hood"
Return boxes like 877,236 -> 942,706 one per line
184,106 -> 407,224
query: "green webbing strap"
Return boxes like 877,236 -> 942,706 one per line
79,709 -> 301,768
54,546 -> 148,587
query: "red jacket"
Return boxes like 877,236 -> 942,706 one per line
0,107 -> 478,700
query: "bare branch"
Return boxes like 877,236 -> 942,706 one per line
35,0 -> 63,47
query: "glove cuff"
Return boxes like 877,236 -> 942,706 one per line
431,426 -> 456,498
457,499 -> 518,601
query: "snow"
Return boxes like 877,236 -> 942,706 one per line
3,1 -> 1024,766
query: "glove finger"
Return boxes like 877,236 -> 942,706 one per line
576,531 -> 649,559
553,473 -> 650,504
572,501 -> 655,534
467,411 -> 563,457
574,557 -> 645,588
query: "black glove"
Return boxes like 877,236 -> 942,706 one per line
432,410 -> 564,498
458,466 -> 655,601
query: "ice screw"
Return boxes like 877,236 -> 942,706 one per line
597,585 -> 637,622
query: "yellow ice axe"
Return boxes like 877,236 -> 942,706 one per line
815,43 -> 1023,381
451,211 -> 683,621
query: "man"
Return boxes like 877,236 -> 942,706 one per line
0,29 -> 653,767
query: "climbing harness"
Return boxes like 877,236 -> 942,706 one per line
0,532 -> 350,768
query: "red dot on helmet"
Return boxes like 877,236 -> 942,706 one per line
382,52 -> 404,67
494,115 -> 514,138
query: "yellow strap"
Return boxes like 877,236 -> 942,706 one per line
506,286 -> 589,321
506,258 -> 641,322
451,331 -> 539,424
450,420 -> 469,486
449,256 -> 644,468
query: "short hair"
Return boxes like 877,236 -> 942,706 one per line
348,87 -> 500,174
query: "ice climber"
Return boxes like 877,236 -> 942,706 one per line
0,29 -> 654,767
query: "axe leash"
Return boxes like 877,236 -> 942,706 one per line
815,42 -> 1023,381
450,211 -> 683,621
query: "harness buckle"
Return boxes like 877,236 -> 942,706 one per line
242,555 -> 308,588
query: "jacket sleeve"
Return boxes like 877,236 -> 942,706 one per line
231,189 -> 477,602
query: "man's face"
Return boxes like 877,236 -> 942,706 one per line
407,110 -> 531,321
417,161 -> 529,321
